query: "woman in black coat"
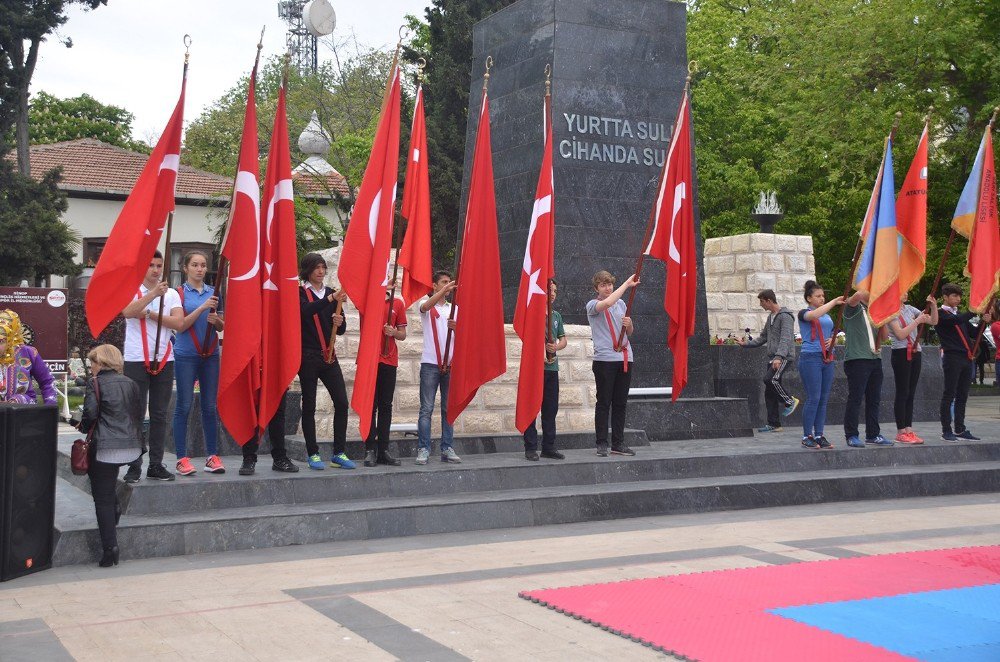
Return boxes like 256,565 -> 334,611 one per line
78,344 -> 143,567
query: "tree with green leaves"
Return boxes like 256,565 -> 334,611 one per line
0,0 -> 108,173
687,0 -> 1000,296
0,156 -> 78,285
28,90 -> 147,151
413,0 -> 515,265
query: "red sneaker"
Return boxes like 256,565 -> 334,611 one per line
906,432 -> 924,444
175,457 -> 196,476
204,455 -> 226,474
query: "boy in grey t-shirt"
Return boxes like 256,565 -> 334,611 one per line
586,270 -> 638,456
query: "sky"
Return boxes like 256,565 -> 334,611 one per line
31,0 -> 428,142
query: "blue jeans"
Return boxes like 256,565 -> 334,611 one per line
172,353 -> 219,459
418,363 -> 453,452
798,352 -> 834,438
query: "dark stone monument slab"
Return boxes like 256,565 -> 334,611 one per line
465,0 -> 712,393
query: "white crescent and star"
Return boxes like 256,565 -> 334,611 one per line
521,193 -> 552,308
229,170 -> 263,282
262,178 -> 294,291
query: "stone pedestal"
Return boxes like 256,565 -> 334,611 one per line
703,233 -> 815,339
465,0 -> 713,394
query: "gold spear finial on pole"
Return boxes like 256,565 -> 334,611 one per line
417,57 -> 426,84
544,63 -> 552,97
483,56 -> 494,91
990,106 -> 1000,127
924,105 -> 935,125
183,34 -> 192,64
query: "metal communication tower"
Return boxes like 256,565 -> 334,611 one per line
278,0 -> 318,73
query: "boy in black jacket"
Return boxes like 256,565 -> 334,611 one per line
935,283 -> 994,441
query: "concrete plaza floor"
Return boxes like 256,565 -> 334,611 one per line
2,400 -> 998,661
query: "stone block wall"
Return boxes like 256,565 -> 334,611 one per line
305,248 -> 598,438
703,233 -> 816,339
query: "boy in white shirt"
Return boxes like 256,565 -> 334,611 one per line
416,271 -> 461,465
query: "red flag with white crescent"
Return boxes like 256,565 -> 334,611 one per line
258,81 -> 302,429
446,88 -> 507,423
86,71 -> 185,337
338,65 -> 401,437
398,83 -> 434,307
644,90 -> 696,400
217,60 -> 262,444
513,91 -> 555,433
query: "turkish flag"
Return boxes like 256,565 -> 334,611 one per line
338,66 -> 401,437
217,60 -> 262,444
86,72 -> 185,337
446,89 -> 507,424
644,90 -> 696,401
513,92 -> 555,433
258,81 -> 302,429
896,125 -> 928,294
398,83 -> 434,307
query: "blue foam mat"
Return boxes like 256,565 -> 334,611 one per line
772,584 -> 1000,657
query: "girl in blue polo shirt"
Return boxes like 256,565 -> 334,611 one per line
172,251 -> 225,476
797,280 -> 843,450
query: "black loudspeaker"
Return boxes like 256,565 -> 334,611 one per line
0,404 -> 58,582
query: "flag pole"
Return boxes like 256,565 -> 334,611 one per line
442,55 -> 492,373
969,294 -> 997,361
829,112 -> 902,346
208,28 -> 266,355
382,56 -> 425,358
149,37 -> 191,373
614,64 -> 695,351
543,64 -> 557,365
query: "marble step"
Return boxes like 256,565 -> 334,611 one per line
51,460 -> 1000,566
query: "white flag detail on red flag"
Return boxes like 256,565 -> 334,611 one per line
513,90 -> 555,433
644,89 -> 696,401
258,80 -> 302,430
338,65 -> 401,438
398,83 -> 434,307
218,58 -> 262,445
86,70 -> 185,337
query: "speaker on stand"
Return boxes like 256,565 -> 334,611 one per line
0,404 -> 58,582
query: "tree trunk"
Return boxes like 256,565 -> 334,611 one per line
15,38 -> 42,176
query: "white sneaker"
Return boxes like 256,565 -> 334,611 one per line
415,448 -> 430,465
441,447 -> 462,464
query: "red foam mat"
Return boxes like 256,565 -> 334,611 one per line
519,546 -> 1000,660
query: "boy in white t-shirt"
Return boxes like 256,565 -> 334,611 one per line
416,271 -> 461,465
120,250 -> 185,482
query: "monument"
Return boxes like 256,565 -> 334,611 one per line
463,0 -> 712,395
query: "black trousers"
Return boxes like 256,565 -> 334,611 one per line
243,393 -> 288,461
763,359 -> 794,427
941,352 -> 973,434
299,349 -> 348,456
593,360 -> 632,448
124,361 -> 174,469
844,359 -> 882,440
890,349 -> 922,429
524,370 -> 560,452
88,454 -> 121,550
365,363 -> 397,452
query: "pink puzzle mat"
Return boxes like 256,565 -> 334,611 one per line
519,546 -> 1000,661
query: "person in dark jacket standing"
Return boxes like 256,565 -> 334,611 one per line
738,289 -> 799,432
78,344 -> 143,567
935,283 -> 993,441
297,253 -> 352,470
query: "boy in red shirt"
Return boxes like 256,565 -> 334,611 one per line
364,280 -> 407,467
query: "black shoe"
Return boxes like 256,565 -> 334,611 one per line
123,465 -> 141,484
540,449 -> 565,460
364,449 -> 378,467
239,459 -> 256,476
271,457 -> 299,473
610,445 -> 636,456
525,450 -> 540,461
376,452 -> 401,467
956,429 -> 981,441
596,444 -> 610,457
146,464 -> 175,481
99,546 -> 119,568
